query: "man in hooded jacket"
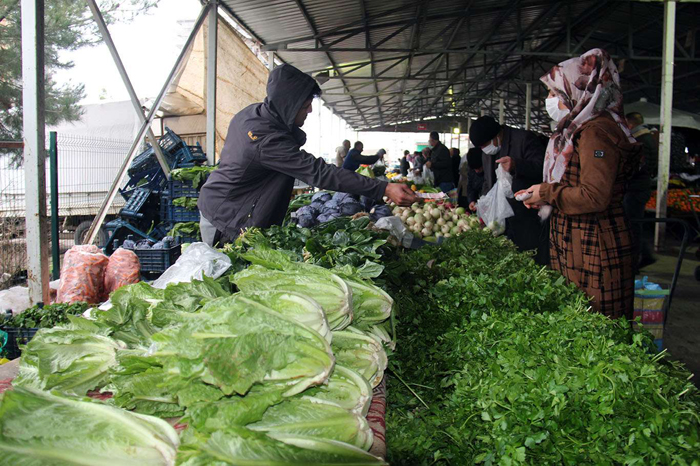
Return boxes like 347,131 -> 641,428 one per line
198,64 -> 417,245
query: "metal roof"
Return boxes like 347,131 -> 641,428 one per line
219,0 -> 700,132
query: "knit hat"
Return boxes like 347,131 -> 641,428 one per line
466,147 -> 483,169
469,116 -> 501,147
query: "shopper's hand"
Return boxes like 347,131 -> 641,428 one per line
385,183 -> 420,206
469,201 -> 477,212
496,156 -> 514,173
521,184 -> 545,209
425,161 -> 432,169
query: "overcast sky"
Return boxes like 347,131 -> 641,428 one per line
54,0 -> 203,105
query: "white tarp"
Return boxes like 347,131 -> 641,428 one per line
624,98 -> 700,131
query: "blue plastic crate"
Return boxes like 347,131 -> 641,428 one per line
0,327 -> 38,360
166,179 -> 200,198
160,194 -> 200,223
119,188 -> 154,219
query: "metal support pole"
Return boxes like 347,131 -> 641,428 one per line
206,1 -> 218,165
86,3 -> 212,245
498,98 -> 505,125
655,0 -> 676,251
49,132 -> 59,281
85,0 -> 170,177
525,82 -> 532,130
268,51 -> 275,71
21,0 -> 49,304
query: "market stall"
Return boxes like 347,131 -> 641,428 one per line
1,187 -> 698,464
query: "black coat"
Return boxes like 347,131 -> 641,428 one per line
430,142 -> 454,186
481,125 -> 549,265
198,65 -> 386,238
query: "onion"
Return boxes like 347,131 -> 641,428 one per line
424,220 -> 434,229
406,217 -> 416,226
446,221 -> 455,229
430,208 -> 441,219
421,227 -> 432,237
441,224 -> 450,234
437,218 -> 446,227
455,207 -> 466,215
414,213 -> 425,225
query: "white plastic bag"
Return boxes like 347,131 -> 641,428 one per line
374,216 -> 415,248
152,242 -> 231,289
422,164 -> 434,186
476,165 -> 514,236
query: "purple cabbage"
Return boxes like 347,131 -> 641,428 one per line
312,191 -> 332,203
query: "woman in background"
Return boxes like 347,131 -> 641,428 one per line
520,48 -> 641,320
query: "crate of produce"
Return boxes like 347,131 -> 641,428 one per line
130,242 -> 182,274
0,327 -> 38,360
163,222 -> 201,244
166,179 -> 200,199
632,281 -> 669,352
160,195 -> 200,223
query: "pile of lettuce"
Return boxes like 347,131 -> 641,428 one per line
6,248 -> 395,464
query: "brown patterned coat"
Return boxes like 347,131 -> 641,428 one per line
540,113 -> 641,319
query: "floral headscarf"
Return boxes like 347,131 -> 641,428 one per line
539,48 -> 635,218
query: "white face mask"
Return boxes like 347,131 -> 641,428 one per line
482,138 -> 500,156
546,96 -> 570,123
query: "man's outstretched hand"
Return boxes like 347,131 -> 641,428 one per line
385,183 -> 420,206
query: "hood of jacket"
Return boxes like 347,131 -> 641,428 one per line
264,64 -> 318,132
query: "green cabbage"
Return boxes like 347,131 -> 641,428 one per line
0,387 -> 179,466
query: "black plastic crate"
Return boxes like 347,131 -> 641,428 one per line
160,195 -> 200,223
1,327 -> 38,360
166,179 -> 200,198
131,242 -> 182,274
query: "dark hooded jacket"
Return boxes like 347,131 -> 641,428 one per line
198,65 -> 387,238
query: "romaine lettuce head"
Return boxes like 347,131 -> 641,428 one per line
345,279 -> 393,327
0,387 -> 179,466
247,397 -> 373,451
331,329 -> 388,388
232,265 -> 353,331
233,291 -> 331,343
176,426 -> 385,465
151,295 -> 335,397
302,365 -> 372,417
13,325 -> 124,396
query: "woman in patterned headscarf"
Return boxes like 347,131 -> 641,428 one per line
516,48 -> 641,320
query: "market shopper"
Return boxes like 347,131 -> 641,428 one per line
469,115 -> 548,264
425,131 -> 454,192
457,147 -> 485,211
198,64 -> 418,246
400,150 -> 410,176
624,112 -> 656,270
450,147 -> 461,191
335,139 -> 351,167
342,141 -> 382,172
519,48 -> 641,320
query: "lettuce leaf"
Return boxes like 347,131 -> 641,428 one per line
0,387 -> 179,466
233,265 -> 353,331
302,365 -> 372,417
14,325 -> 124,396
247,397 -> 373,450
331,328 -> 388,388
344,279 -> 393,327
151,295 -> 335,397
233,291 -> 331,343
176,426 -> 385,465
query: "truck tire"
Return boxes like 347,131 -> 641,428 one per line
74,220 -> 108,247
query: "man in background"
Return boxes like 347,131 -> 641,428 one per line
400,150 -> 410,176
342,141 -> 383,172
335,139 -> 350,167
625,112 -> 657,270
425,131 -> 454,192
469,115 -> 548,265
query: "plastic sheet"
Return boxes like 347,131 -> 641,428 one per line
104,248 -> 141,297
56,245 -> 109,304
152,242 -> 231,289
